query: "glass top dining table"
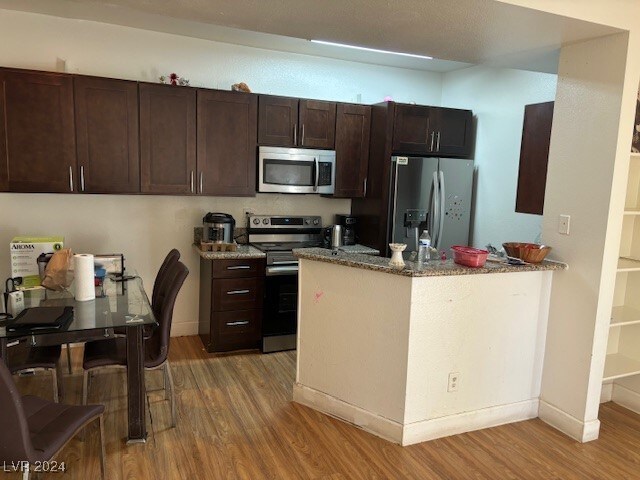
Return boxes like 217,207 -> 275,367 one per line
0,273 -> 157,339
0,272 -> 156,443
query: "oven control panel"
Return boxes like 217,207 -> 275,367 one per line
248,215 -> 322,230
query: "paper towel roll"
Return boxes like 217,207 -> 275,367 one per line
74,253 -> 95,301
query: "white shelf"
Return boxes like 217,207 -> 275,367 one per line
603,353 -> 640,381
611,306 -> 640,327
617,257 -> 640,272
624,208 -> 640,215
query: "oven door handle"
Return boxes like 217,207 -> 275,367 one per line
266,266 -> 299,276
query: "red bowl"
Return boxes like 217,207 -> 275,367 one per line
451,246 -> 489,268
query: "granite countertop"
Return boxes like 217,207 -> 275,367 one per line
195,244 -> 266,260
293,248 -> 567,277
331,244 -> 380,255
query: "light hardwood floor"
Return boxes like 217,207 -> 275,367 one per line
7,335 -> 640,479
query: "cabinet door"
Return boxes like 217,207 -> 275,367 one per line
433,107 -> 473,158
197,90 -> 257,196
258,95 -> 298,146
333,104 -> 371,198
299,100 -> 336,148
0,69 -> 76,193
140,84 -> 196,194
392,104 -> 432,153
74,76 -> 139,193
515,102 -> 554,215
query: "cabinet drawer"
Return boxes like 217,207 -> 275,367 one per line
211,258 -> 265,278
213,309 -> 262,351
212,277 -> 263,311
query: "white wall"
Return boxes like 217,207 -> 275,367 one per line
0,9 -> 444,336
441,66 -> 557,249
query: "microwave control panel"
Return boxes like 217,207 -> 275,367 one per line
318,163 -> 332,186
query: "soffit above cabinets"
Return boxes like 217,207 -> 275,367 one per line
0,0 -> 622,74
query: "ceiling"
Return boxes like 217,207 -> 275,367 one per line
0,0 -> 623,74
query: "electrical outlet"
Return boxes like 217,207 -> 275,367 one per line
448,372 -> 460,392
559,214 -> 571,235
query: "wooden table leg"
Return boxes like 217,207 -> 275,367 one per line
126,325 -> 146,443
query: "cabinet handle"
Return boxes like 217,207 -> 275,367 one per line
190,171 -> 194,193
226,289 -> 250,295
430,132 -> 435,152
226,320 -> 249,327
227,265 -> 251,270
363,178 -> 367,197
293,124 -> 298,145
199,172 -> 204,194
69,166 -> 74,192
80,165 -> 85,192
436,131 -> 441,151
301,124 -> 305,146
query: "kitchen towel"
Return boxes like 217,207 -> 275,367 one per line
74,253 -> 95,301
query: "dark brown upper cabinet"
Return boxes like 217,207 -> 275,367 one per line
298,100 -> 336,148
258,95 -> 336,149
197,90 -> 257,196
432,107 -> 473,157
0,69 -> 76,193
333,104 -> 371,198
140,83 -> 196,195
516,101 -> 554,215
258,95 -> 298,146
392,104 -> 433,153
391,103 -> 472,158
74,76 -> 140,193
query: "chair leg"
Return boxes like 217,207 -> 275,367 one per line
55,361 -> 64,403
163,363 -> 170,400
66,343 -> 72,374
51,367 -> 59,403
165,362 -> 176,428
82,370 -> 89,405
98,415 -> 106,480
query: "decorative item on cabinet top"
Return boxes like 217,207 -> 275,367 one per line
159,73 -> 190,86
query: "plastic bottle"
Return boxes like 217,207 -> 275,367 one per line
418,230 -> 431,264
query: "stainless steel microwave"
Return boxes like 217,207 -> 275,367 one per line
258,146 -> 335,194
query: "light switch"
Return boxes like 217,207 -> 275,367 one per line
559,215 -> 571,235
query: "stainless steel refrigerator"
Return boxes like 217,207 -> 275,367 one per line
389,156 -> 474,258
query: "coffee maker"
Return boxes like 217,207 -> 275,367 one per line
335,215 -> 356,246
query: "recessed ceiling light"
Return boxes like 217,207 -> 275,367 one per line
310,40 -> 433,60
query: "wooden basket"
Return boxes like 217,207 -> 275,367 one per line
200,241 -> 238,252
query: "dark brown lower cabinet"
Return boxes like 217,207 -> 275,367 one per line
515,101 -> 554,215
199,257 -> 265,353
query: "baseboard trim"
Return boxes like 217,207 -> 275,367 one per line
538,400 -> 600,442
402,399 -> 539,446
293,383 -> 540,446
612,384 -> 640,415
292,383 -> 404,444
170,321 -> 198,337
600,383 -> 613,403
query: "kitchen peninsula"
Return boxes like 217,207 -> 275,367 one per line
292,249 -> 566,445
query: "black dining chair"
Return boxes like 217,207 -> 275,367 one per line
0,360 -> 105,480
113,248 -> 180,338
7,342 -> 64,403
82,260 -> 188,428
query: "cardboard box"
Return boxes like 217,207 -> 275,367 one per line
10,236 -> 65,289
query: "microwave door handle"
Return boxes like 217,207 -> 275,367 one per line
313,157 -> 319,192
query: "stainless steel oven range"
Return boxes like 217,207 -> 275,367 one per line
248,215 -> 322,353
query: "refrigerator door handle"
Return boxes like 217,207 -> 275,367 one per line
438,170 -> 446,250
432,171 -> 440,248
